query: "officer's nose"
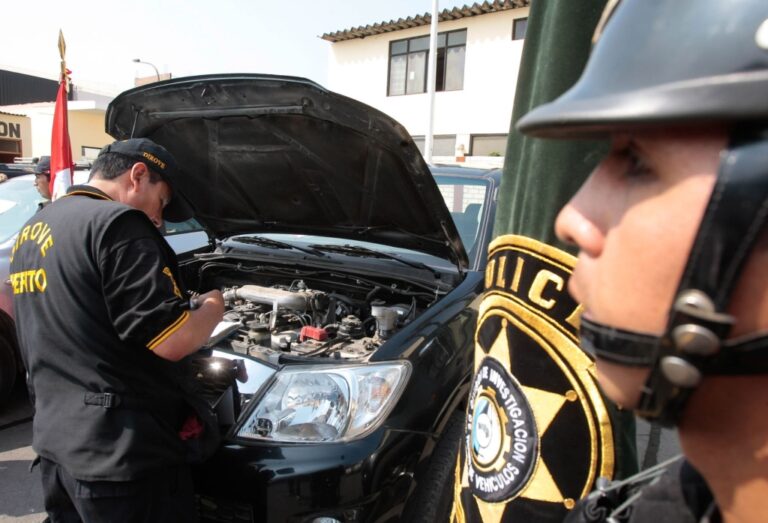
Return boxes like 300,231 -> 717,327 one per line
554,173 -> 605,259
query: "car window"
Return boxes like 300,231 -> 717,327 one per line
0,177 -> 44,244
164,218 -> 204,235
434,175 -> 490,255
163,218 -> 209,255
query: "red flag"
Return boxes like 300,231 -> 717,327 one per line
50,30 -> 74,201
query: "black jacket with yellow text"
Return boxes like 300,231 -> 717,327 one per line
10,185 -> 192,481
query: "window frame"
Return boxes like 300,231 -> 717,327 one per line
512,17 -> 528,41
469,134 -> 508,157
387,29 -> 467,96
412,134 -> 457,157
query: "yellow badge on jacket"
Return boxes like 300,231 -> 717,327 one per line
162,267 -> 182,298
452,235 -> 615,523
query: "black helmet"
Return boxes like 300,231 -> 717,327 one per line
518,0 -> 768,138
517,0 -> 768,426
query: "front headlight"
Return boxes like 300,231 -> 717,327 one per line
236,361 -> 411,443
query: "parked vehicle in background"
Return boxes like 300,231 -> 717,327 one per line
0,163 -> 34,180
106,74 -> 500,522
0,175 -> 44,404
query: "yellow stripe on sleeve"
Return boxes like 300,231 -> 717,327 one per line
147,310 -> 190,350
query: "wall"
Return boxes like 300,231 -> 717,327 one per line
0,102 -> 112,161
0,113 -> 32,157
327,7 -> 529,156
70,110 -> 112,159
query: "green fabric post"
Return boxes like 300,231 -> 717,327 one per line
452,2 -> 637,522
496,0 -> 607,248
497,0 -> 638,482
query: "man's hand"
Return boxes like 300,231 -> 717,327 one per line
153,289 -> 225,361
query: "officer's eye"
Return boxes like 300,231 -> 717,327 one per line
617,142 -> 652,179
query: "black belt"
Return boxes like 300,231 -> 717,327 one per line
83,392 -> 162,411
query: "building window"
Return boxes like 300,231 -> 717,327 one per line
0,139 -> 21,154
81,146 -> 102,159
470,134 -> 508,156
388,29 -> 466,96
412,135 -> 457,157
512,18 -> 528,40
0,138 -> 22,163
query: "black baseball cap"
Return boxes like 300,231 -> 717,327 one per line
34,156 -> 51,176
99,138 -> 194,222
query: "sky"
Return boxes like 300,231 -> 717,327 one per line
2,0 -> 472,95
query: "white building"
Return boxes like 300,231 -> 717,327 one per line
322,0 -> 530,166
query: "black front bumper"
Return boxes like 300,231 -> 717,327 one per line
193,428 -> 430,523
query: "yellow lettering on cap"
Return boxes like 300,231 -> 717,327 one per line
142,152 -> 166,170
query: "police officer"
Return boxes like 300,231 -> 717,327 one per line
33,156 -> 51,208
517,0 -> 768,521
33,156 -> 51,200
10,138 -> 225,522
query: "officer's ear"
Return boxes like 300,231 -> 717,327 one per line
127,162 -> 151,190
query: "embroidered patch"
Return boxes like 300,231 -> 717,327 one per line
453,235 -> 615,523
162,266 -> 182,298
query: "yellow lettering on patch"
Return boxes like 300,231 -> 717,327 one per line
510,256 -> 524,293
528,269 -> 564,310
495,255 -> 508,288
485,259 -> 496,288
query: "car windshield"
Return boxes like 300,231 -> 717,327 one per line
434,174 -> 489,257
0,177 -> 44,244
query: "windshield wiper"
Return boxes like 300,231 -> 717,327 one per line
232,235 -> 326,257
309,244 -> 440,278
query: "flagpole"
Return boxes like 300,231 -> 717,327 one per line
58,30 -> 69,92
424,0 -> 439,164
50,30 -> 74,201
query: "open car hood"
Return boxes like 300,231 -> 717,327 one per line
106,74 -> 468,270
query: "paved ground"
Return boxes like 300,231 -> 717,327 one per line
0,382 -> 42,522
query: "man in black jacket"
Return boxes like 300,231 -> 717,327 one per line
517,1 -> 768,522
10,138 -> 224,522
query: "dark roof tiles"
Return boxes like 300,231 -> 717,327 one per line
321,0 -> 530,42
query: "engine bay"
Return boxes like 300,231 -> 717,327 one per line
188,258 -> 445,364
